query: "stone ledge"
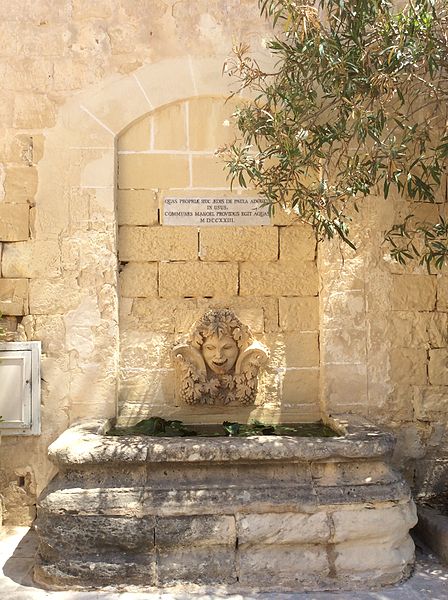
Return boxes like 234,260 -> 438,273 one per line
415,505 -> 448,564
47,415 -> 396,467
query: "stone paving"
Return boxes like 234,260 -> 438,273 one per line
1,526 -> 447,600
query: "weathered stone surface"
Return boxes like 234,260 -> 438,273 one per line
29,278 -> 81,314
118,153 -> 189,189
390,274 -> 437,311
390,348 -> 428,385
119,225 -> 198,261
279,225 -> 316,261
36,514 -> 155,553
129,298 -> 176,332
117,189 -> 159,226
413,386 -> 448,419
199,227 -> 278,262
437,276 -> 448,311
0,204 -> 29,241
279,296 -> 319,331
321,327 -> 367,364
331,501 -> 417,543
240,261 -> 318,297
428,349 -> 448,385
334,536 -> 415,573
119,262 -> 158,298
159,261 -> 238,297
156,515 -> 235,548
188,97 -> 238,151
264,332 -> 319,368
237,512 -> 329,545
415,505 -> 448,564
157,547 -> 236,585
35,554 -> 156,587
237,546 -> 329,586
2,240 -> 61,278
118,115 -> 152,151
4,165 -> 37,203
0,278 -> 28,315
35,416 -> 415,589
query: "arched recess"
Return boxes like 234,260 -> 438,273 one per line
32,56 -> 235,422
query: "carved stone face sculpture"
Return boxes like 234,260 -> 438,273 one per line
201,333 -> 239,375
173,308 -> 269,406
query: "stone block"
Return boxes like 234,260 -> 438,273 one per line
118,115 -> 151,151
323,290 -> 366,329
36,514 -> 155,554
188,97 -> 238,151
240,261 -> 318,297
117,190 -> 159,226
157,547 -> 236,585
192,155 -> 228,188
331,502 -> 417,543
119,226 -> 197,261
2,240 -> 61,278
118,154 -> 189,189
321,363 -> 368,410
280,368 -> 319,406
334,536 -> 415,573
35,555 -> 156,587
129,298 -> 176,332
0,278 -> 28,315
119,331 -> 173,370
156,515 -> 235,548
199,227 -> 278,262
390,274 -> 437,311
237,512 -> 329,545
279,296 -> 319,331
152,102 -> 187,151
0,205 -> 29,241
5,134 -> 34,165
437,276 -> 448,311
388,311 -> 428,347
13,93 -> 56,128
238,546 -> 328,586
427,313 -> 448,348
390,348 -> 428,385
119,262 -> 158,298
321,327 -> 367,364
29,278 -> 81,315
159,262 -> 238,298
266,332 -> 319,368
413,386 -> 448,419
5,166 -> 37,204
279,225 -> 316,261
428,349 -> 448,385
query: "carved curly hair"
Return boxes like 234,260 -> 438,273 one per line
189,309 -> 253,350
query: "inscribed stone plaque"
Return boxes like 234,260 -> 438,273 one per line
163,197 -> 270,226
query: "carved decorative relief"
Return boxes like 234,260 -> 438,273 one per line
173,309 -> 269,405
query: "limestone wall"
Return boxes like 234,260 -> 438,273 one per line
0,1 -> 446,524
116,96 -> 319,426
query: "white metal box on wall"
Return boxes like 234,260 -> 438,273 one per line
0,341 -> 41,436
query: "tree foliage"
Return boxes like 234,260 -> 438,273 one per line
222,0 -> 448,268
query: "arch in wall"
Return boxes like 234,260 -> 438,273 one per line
33,56 -> 235,420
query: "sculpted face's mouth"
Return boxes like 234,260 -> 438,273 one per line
212,359 -> 227,365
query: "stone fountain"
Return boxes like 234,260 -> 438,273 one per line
34,310 -> 417,592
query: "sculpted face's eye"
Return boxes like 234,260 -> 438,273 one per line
223,345 -> 233,351
204,345 -> 216,352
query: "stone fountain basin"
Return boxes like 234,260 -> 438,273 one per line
35,414 -> 417,592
